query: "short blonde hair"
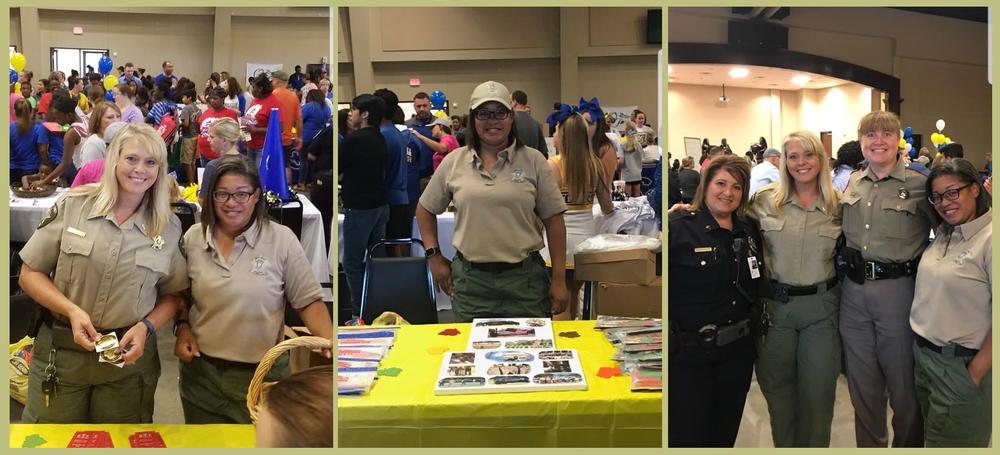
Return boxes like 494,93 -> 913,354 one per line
858,111 -> 901,137
209,117 -> 242,144
70,123 -> 172,239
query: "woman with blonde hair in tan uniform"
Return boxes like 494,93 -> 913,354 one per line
18,123 -> 188,422
542,104 -> 614,320
749,131 -> 842,446
417,81 -> 569,322
174,156 -> 332,423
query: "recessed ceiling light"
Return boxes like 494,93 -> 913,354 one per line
792,75 -> 811,86
729,67 -> 749,78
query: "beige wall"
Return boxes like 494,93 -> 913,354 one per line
10,9 -> 20,49
229,15 -> 329,79
14,8 -> 329,87
669,7 -> 990,169
340,7 -> 661,132
667,82 -> 872,161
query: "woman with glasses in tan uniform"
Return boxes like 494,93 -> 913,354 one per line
174,156 -> 333,423
910,158 -> 991,447
417,80 -> 569,322
748,131 -> 842,446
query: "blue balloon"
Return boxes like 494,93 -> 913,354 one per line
909,148 -> 918,159
904,126 -> 913,138
9,68 -> 17,84
430,90 -> 446,109
906,137 -> 913,144
98,55 -> 113,75
105,91 -> 115,102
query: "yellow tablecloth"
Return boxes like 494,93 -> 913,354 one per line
337,320 -> 662,447
9,424 -> 254,448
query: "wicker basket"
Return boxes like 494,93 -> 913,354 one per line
246,336 -> 332,422
11,185 -> 57,198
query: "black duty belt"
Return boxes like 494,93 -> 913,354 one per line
45,313 -> 135,341
671,319 -> 751,352
458,250 -> 540,274
771,276 -> 839,302
199,353 -> 260,370
915,334 -> 979,357
865,259 -> 919,281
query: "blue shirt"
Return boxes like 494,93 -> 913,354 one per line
10,122 -> 44,170
146,100 -> 177,125
400,129 -> 424,206
38,127 -> 64,165
380,124 -> 409,205
301,102 -> 331,145
405,121 -> 435,178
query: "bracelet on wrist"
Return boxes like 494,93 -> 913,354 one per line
172,319 -> 190,336
140,318 -> 156,338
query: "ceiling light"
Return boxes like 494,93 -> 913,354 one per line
729,67 -> 749,78
792,75 -> 811,86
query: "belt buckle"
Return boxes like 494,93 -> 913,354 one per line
697,324 -> 718,348
865,262 -> 876,281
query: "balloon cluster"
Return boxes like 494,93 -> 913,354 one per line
929,118 -> 952,149
900,126 -> 915,158
10,52 -> 27,89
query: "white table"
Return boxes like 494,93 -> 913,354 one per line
337,211 -> 455,311
10,189 -> 331,285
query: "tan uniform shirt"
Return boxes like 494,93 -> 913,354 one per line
19,193 -> 188,329
840,157 -> 935,262
420,143 -> 567,263
749,184 -> 841,286
910,209 -> 992,349
184,220 -> 323,363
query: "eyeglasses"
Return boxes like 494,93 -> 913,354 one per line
213,190 -> 254,203
927,183 -> 972,205
473,109 -> 511,121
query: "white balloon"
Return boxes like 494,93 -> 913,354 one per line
935,118 -> 946,132
904,143 -> 913,153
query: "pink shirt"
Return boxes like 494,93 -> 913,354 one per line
10,93 -> 24,119
71,159 -> 105,187
432,134 -> 459,171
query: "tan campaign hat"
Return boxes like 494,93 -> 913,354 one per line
469,81 -> 511,110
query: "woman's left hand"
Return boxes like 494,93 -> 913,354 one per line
118,322 -> 149,366
549,281 -> 569,315
968,360 -> 989,387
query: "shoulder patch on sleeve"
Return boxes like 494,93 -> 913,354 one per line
37,202 -> 59,230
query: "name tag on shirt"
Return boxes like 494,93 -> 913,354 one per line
748,256 -> 761,279
67,227 -> 87,238
694,247 -> 713,253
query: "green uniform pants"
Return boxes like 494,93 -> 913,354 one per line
178,352 -> 290,424
914,342 -> 991,447
755,285 -> 841,447
23,323 -> 160,423
449,252 -> 551,323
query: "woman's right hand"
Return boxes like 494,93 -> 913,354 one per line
67,308 -> 100,351
174,325 -> 201,362
429,255 -> 453,296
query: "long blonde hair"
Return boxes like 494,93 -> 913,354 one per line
557,114 -> 605,203
772,130 -> 840,215
622,120 -> 639,153
70,123 -> 172,239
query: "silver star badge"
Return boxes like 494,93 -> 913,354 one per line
151,235 -> 164,251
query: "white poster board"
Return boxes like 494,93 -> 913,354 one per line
683,137 -> 702,161
433,318 -> 587,395
604,105 -> 638,132
246,63 -> 283,84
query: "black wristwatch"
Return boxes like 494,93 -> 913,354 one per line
425,247 -> 440,258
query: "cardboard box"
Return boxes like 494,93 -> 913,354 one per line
574,248 -> 658,285
592,278 -> 662,318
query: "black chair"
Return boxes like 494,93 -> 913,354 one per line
10,241 -> 26,295
360,239 -> 438,325
269,198 -> 303,240
171,202 -> 197,234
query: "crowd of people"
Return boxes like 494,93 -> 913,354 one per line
11,62 -> 335,446
668,111 -> 992,448
339,82 -> 660,324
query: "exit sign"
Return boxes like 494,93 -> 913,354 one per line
409,78 -> 420,87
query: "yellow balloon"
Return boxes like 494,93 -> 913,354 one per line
9,52 -> 26,72
14,82 -> 20,94
432,110 -> 448,118
103,74 -> 119,90
898,138 -> 907,149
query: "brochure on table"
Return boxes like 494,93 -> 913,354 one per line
434,318 -> 587,395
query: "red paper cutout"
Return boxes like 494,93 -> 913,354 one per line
597,366 -> 622,378
438,328 -> 461,336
